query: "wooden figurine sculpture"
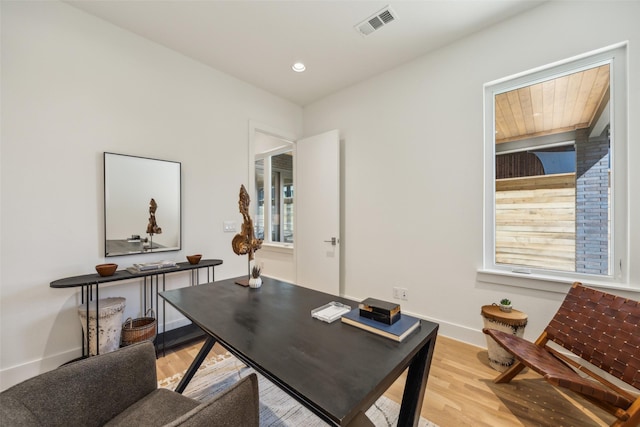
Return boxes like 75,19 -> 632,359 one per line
146,198 -> 163,235
232,185 -> 262,261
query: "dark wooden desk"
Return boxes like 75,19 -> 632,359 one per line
160,276 -> 439,426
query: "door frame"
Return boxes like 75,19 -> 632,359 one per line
248,121 -> 341,294
248,121 -> 297,202
248,121 -> 298,280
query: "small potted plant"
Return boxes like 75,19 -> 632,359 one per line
499,298 -> 512,313
249,265 -> 262,288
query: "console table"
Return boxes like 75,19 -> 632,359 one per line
50,259 -> 223,357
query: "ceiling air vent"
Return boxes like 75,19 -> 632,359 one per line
355,6 -> 398,36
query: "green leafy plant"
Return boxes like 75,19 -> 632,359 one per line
251,265 -> 261,279
500,298 -> 511,306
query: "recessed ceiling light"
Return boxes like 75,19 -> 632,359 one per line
292,62 -> 306,73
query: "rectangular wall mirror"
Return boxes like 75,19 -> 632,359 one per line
104,152 -> 181,257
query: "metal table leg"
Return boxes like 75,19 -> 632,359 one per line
175,335 -> 217,394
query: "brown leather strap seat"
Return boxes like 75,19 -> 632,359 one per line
483,282 -> 640,427
484,328 -> 633,408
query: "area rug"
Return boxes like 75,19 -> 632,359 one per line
159,352 -> 438,427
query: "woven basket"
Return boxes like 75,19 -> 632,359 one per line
121,309 -> 156,346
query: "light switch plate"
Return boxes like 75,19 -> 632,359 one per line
223,221 -> 237,232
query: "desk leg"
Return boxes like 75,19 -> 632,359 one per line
397,336 -> 437,427
175,335 -> 217,394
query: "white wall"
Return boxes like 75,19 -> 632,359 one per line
0,1 -> 302,389
2,0 -> 639,391
303,1 -> 640,345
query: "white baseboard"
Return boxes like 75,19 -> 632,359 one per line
0,317 -> 192,391
0,348 -> 81,392
403,310 -> 487,349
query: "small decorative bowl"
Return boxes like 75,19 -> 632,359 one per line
95,263 -> 118,277
186,254 -> 202,265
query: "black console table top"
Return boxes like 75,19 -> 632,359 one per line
50,259 -> 223,288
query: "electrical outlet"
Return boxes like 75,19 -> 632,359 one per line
223,220 -> 237,232
393,286 -> 408,300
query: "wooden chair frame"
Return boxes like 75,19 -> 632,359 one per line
484,282 -> 640,427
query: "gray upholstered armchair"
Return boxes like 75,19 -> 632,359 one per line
0,341 -> 259,426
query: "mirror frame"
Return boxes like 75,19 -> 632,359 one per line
104,152 -> 182,257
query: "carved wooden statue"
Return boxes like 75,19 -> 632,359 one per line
146,198 -> 163,235
232,185 -> 262,261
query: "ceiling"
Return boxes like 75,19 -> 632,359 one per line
66,0 -> 546,106
495,64 -> 610,144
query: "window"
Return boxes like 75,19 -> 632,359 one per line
255,148 -> 294,244
483,44 -> 627,284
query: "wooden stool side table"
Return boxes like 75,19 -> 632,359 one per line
481,305 -> 528,372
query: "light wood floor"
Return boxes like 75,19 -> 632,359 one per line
156,336 -> 616,427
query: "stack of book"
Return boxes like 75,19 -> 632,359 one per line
126,261 -> 177,274
341,297 -> 421,342
359,298 -> 401,324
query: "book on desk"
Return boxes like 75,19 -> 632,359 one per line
341,308 -> 421,342
358,297 -> 401,325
